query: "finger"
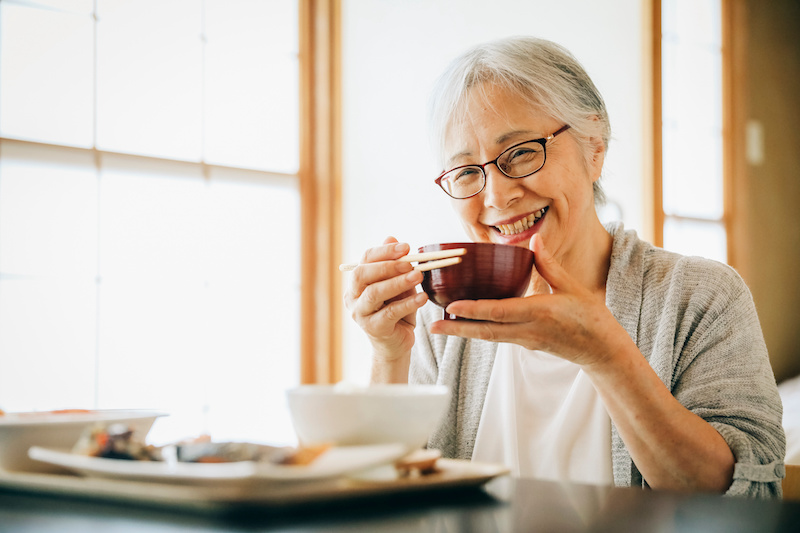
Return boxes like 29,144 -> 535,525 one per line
443,296 -> 542,323
353,269 -> 423,317
360,238 -> 411,265
349,255 -> 414,295
365,292 -> 428,334
429,317 -> 530,344
530,234 -> 573,293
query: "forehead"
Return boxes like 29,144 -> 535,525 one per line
443,83 -> 549,161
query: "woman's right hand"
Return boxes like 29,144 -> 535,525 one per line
344,237 -> 428,380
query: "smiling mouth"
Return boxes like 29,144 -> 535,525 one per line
494,207 -> 548,236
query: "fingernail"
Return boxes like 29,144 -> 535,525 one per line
406,271 -> 421,282
394,243 -> 408,253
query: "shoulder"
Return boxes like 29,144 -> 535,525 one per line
646,246 -> 749,315
606,221 -> 748,310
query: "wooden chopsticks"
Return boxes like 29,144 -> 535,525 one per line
339,248 -> 466,272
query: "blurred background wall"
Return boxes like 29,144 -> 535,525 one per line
730,0 -> 800,383
339,0 -> 800,385
339,0 -> 651,383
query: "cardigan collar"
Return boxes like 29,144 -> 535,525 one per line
604,221 -> 647,354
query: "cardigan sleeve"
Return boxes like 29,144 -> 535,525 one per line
409,302 -> 442,386
666,259 -> 785,498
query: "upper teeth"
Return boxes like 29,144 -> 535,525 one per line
495,207 -> 547,236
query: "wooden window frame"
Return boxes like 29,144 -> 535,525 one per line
652,0 -> 664,248
652,0 -> 737,265
299,0 -> 342,384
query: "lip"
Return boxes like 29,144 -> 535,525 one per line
489,210 -> 544,227
488,208 -> 547,244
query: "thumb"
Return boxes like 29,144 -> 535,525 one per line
530,234 -> 571,293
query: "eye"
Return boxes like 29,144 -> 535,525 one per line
498,142 -> 545,175
507,146 -> 539,162
453,167 -> 480,181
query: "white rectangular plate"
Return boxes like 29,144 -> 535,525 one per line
28,443 -> 408,484
0,459 -> 510,512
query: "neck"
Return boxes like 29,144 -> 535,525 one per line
530,216 -> 613,297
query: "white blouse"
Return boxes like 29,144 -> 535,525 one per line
471,342 -> 613,486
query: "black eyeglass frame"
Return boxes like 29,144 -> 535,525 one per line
434,124 -> 571,199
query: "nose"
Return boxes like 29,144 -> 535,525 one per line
482,164 -> 523,209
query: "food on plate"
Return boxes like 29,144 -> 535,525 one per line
275,443 -> 331,466
175,440 -> 331,466
395,449 -> 441,478
175,436 -> 289,464
73,423 -> 162,461
71,423 -> 331,466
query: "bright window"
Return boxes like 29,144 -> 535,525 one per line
660,0 -> 726,262
0,0 -> 301,446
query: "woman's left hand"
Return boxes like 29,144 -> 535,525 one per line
431,234 -> 737,492
428,234 -> 631,369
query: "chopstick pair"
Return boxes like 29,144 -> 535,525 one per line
339,248 -> 466,272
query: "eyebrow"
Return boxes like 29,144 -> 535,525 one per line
495,129 -> 537,145
446,129 -> 540,167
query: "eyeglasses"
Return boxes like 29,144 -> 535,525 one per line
434,125 -> 571,199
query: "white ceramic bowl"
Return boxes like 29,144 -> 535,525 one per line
286,384 -> 450,451
0,410 -> 165,473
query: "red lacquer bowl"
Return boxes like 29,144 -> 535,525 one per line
419,242 -> 535,320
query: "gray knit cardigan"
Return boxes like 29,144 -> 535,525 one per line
409,222 -> 785,498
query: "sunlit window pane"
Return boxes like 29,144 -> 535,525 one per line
661,0 -> 725,260
663,217 -> 727,263
98,155 -> 207,280
202,168 -> 300,445
204,0 -> 299,173
663,0 -> 721,48
95,160 -> 301,445
0,278 -> 97,411
96,0 -> 203,161
97,279 -> 208,435
16,1 -> 94,13
0,3 -> 94,147
96,155 -> 208,441
662,129 -> 723,219
0,143 -> 98,278
0,2 -> 301,448
662,45 -> 721,134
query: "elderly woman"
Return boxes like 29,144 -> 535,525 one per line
344,36 -> 785,497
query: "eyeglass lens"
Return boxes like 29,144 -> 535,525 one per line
439,141 -> 546,199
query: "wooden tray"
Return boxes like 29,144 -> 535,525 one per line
0,459 -> 509,513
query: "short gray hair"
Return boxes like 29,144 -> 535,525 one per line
428,36 -> 610,205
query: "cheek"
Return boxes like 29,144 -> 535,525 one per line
450,198 -> 478,223
450,199 -> 487,237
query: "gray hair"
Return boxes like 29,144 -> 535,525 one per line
428,36 -> 610,205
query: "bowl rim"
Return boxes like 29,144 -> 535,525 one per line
419,241 -> 534,254
0,409 -> 167,428
286,384 -> 450,397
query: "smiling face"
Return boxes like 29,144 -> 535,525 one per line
443,82 -> 608,281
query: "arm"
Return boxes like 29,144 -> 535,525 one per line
343,237 -> 428,384
662,268 -> 784,497
583,328 -> 735,492
430,235 -> 782,493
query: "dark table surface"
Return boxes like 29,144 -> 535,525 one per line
2,475 -> 800,533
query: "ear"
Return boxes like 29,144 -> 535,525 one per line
586,116 -> 606,183
589,138 -> 605,183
